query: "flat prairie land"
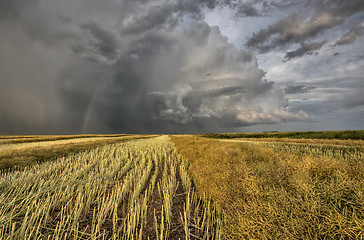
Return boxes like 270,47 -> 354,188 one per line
0,134 -> 155,170
0,134 -> 129,144
203,130 -> 364,140
0,136 -> 221,239
171,134 -> 364,239
220,137 -> 364,147
0,131 -> 363,239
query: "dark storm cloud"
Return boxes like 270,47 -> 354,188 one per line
226,0 -> 304,18
120,3 -> 176,35
172,0 -> 225,19
334,23 -> 364,46
235,3 -> 260,17
283,40 -> 327,61
0,0 -> 38,21
312,0 -> 364,17
268,0 -> 303,10
0,0 -> 77,46
73,22 -> 122,64
284,85 -> 315,94
0,0 -> 309,134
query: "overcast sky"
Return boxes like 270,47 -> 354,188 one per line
0,0 -> 363,134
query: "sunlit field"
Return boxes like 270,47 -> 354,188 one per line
0,136 -> 221,239
0,135 -> 154,170
0,131 -> 363,239
171,134 -> 364,239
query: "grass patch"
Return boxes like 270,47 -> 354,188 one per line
170,135 -> 364,239
203,130 -> 364,140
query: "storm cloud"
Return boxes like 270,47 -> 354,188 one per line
1,0 -> 362,134
0,0 -> 310,134
284,85 -> 315,94
284,40 -> 327,61
73,22 -> 123,64
246,0 -> 364,53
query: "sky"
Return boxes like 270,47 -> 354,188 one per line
0,0 -> 363,134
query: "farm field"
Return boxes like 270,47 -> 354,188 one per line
203,130 -> 364,140
0,134 -> 129,145
171,135 -> 364,239
219,137 -> 364,147
0,131 -> 363,239
0,134 -> 155,170
0,136 -> 221,239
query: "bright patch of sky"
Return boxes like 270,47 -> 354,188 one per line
204,6 -> 279,49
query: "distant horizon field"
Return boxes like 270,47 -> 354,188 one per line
0,134 -> 155,170
1,130 -> 363,171
1,129 -> 363,138
202,129 -> 364,140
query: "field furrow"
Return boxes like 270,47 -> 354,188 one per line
0,136 -> 222,239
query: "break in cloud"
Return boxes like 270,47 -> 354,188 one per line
0,0 -> 363,134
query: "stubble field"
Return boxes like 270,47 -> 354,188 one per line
0,131 -> 363,239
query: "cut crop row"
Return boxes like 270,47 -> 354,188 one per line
0,136 -> 223,239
